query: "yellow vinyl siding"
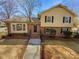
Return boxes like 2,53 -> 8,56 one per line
40,7 -> 75,27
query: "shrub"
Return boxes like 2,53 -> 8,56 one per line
23,33 -> 27,36
75,33 -> 79,38
45,28 -> 56,35
63,31 -> 72,38
8,34 -> 12,37
51,29 -> 56,35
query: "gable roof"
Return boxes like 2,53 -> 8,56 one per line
39,4 -> 77,16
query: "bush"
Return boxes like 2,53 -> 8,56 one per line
23,33 -> 27,36
8,34 -> 12,37
45,28 -> 56,35
75,33 -> 79,38
63,31 -> 72,38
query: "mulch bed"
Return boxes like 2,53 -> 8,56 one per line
41,36 -> 79,41
3,33 -> 30,39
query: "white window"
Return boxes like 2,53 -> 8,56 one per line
12,24 -> 26,31
12,25 -> 15,31
61,28 -> 69,33
23,24 -> 26,31
62,28 -> 68,31
16,24 -> 22,31
45,16 -> 53,22
63,16 -> 71,23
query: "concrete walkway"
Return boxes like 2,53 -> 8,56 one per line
29,39 -> 41,45
22,39 -> 41,59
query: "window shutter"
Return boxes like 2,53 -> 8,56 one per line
63,17 -> 65,23
52,16 -> 54,23
69,17 -> 71,23
61,28 -> 62,33
67,28 -> 68,31
45,16 -> 47,22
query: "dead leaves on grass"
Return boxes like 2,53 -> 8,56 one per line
0,45 -> 26,59
44,45 -> 79,59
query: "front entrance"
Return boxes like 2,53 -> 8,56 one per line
33,25 -> 38,33
31,24 -> 40,34
31,24 -> 40,38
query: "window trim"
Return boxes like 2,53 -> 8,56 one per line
23,24 -> 26,31
16,24 -> 22,31
63,16 -> 71,23
45,16 -> 54,23
12,23 -> 26,31
12,25 -> 16,31
61,28 -> 69,33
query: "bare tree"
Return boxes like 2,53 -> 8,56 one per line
0,0 -> 6,5
0,0 -> 18,19
17,0 -> 41,22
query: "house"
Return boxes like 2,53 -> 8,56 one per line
72,17 -> 79,33
38,4 -> 77,37
3,17 -> 29,34
0,21 -> 8,38
2,4 -> 78,38
3,17 -> 40,38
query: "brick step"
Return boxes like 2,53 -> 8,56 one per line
31,35 -> 40,38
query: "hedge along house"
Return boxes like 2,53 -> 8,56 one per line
38,4 -> 77,37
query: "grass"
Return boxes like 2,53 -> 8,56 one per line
0,39 -> 28,59
42,39 -> 79,54
0,45 -> 26,59
0,39 -> 28,45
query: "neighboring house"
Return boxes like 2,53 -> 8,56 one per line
0,21 -> 8,38
72,17 -> 79,33
38,4 -> 77,36
0,21 -> 6,26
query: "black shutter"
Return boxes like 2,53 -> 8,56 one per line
52,16 -> 54,23
69,17 -> 71,23
67,28 -> 68,31
45,16 -> 47,22
61,28 -> 62,33
63,17 -> 65,23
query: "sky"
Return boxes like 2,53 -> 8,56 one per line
34,0 -> 79,17
0,0 -> 79,18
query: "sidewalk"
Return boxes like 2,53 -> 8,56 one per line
29,39 -> 41,45
22,39 -> 41,59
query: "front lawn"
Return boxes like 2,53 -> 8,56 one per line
0,39 -> 28,59
0,45 -> 26,59
42,39 -> 79,54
